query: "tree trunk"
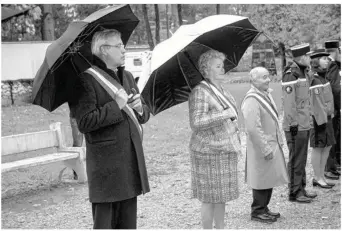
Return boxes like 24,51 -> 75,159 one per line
177,4 -> 183,26
154,4 -> 160,44
216,4 -> 220,14
166,4 -> 170,38
142,4 -> 154,50
278,42 -> 286,73
41,4 -> 55,41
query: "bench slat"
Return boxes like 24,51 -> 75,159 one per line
2,152 -> 79,173
2,130 -> 59,156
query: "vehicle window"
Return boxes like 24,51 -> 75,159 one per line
134,58 -> 142,66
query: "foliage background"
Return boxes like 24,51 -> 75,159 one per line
2,4 -> 341,50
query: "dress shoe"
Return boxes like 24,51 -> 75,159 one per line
303,190 -> 317,199
312,179 -> 333,188
324,172 -> 339,180
266,210 -> 280,218
251,213 -> 277,223
289,195 -> 312,203
325,181 -> 335,187
330,169 -> 341,176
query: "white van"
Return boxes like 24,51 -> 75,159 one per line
124,51 -> 152,82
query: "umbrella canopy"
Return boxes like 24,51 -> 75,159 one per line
1,6 -> 29,22
141,15 -> 261,116
32,4 -> 139,112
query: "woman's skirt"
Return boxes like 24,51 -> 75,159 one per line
190,150 -> 239,203
310,116 -> 336,148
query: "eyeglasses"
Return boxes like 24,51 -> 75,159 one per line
102,43 -> 125,49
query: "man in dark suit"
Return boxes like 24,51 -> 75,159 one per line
69,29 -> 150,229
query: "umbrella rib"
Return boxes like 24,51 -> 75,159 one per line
78,23 -> 98,43
177,53 -> 195,89
222,25 -> 259,32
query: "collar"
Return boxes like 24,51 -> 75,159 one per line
251,84 -> 273,96
293,60 -> 309,73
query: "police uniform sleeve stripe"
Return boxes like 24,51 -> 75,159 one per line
281,80 -> 297,86
309,84 -> 324,90
297,78 -> 307,82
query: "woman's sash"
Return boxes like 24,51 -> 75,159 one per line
201,81 -> 238,118
85,66 -> 143,140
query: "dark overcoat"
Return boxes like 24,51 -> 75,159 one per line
69,56 -> 150,203
326,60 -> 341,115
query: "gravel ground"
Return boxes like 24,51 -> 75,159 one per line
2,132 -> 340,229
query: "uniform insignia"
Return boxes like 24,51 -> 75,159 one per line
285,86 -> 293,94
314,88 -> 320,94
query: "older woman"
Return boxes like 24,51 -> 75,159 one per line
188,49 -> 240,229
308,49 -> 336,189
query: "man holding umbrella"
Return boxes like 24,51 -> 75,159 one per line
32,5 -> 150,229
69,29 -> 150,229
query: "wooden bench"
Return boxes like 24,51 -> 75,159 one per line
1,122 -> 87,183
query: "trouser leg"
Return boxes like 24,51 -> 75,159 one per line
326,115 -> 340,172
251,189 -> 271,216
285,131 -> 309,198
116,197 -> 137,229
92,197 -> 137,229
92,202 -> 116,229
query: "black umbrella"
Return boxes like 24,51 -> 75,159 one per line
141,15 -> 261,116
32,4 -> 139,112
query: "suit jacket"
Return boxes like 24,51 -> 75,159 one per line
241,86 -> 289,189
188,82 -> 240,154
69,56 -> 150,203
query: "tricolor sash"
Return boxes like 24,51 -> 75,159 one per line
85,66 -> 143,140
242,92 -> 280,129
201,81 -> 238,118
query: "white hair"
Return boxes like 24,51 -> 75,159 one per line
91,29 -> 121,57
198,50 -> 226,78
249,67 -> 269,82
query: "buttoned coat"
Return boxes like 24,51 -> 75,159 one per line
69,56 -> 150,203
241,86 -> 289,190
188,82 -> 240,202
189,82 -> 240,154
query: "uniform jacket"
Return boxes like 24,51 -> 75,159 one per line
188,82 -> 240,154
241,86 -> 289,189
69,56 -> 150,203
281,61 -> 312,131
310,69 -> 335,126
326,60 -> 341,115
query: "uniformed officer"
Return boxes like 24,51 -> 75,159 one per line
324,40 -> 341,180
282,44 -> 317,203
308,49 -> 336,189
